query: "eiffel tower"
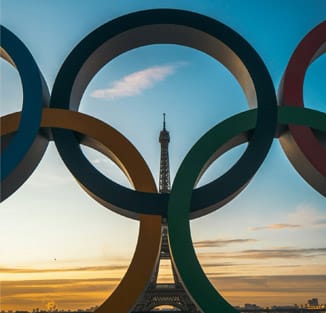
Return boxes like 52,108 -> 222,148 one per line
132,114 -> 201,313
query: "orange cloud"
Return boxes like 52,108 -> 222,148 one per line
2,275 -> 326,310
198,247 -> 326,260
0,264 -> 128,274
249,223 -> 301,231
1,278 -> 119,311
194,238 -> 257,248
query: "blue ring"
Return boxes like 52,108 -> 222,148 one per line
0,26 -> 49,201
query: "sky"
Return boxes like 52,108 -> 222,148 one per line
0,0 -> 325,311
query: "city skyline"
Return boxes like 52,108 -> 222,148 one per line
0,299 -> 325,313
1,0 -> 325,311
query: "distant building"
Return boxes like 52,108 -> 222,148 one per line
244,304 -> 260,310
308,298 -> 319,307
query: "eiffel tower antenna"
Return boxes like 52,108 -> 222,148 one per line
163,112 -> 166,130
132,114 -> 201,313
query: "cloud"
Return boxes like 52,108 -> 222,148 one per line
3,275 -> 326,310
249,223 -> 301,231
1,277 -> 120,310
0,264 -> 128,274
208,275 -> 326,293
91,63 -> 185,100
313,217 -> 326,226
198,247 -> 326,260
288,203 -> 326,227
201,262 -> 240,267
238,248 -> 326,259
194,238 -> 257,248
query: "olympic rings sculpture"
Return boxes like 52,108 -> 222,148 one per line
1,9 -> 325,313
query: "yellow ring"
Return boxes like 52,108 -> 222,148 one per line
1,108 -> 162,312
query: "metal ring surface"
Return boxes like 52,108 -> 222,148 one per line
50,9 -> 277,217
0,26 -> 49,201
278,21 -> 326,195
1,108 -> 162,313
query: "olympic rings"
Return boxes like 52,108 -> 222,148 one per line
167,106 -> 326,312
278,21 -> 326,195
1,109 -> 162,313
1,9 -> 325,313
0,26 -> 49,202
50,9 -> 277,217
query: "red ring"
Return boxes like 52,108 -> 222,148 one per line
278,22 -> 326,179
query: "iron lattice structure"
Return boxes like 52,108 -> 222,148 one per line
132,114 -> 201,312
159,113 -> 171,193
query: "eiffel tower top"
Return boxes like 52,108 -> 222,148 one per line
159,113 -> 171,193
159,113 -> 170,142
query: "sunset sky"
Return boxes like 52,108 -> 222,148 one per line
1,0 -> 325,311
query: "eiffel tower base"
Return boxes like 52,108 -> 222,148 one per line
131,224 -> 201,312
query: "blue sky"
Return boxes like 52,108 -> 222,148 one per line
1,0 -> 325,310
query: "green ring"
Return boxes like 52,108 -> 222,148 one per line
167,106 -> 326,312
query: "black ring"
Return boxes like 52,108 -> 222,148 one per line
50,9 -> 277,218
